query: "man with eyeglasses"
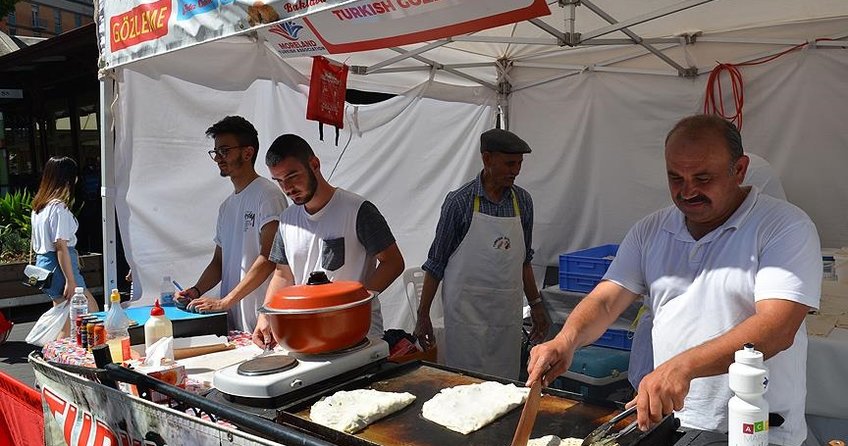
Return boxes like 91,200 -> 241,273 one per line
175,116 -> 287,333
251,134 -> 405,348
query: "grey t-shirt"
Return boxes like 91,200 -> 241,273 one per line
269,201 -> 395,265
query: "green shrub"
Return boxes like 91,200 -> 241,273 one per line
0,190 -> 33,262
0,231 -> 29,262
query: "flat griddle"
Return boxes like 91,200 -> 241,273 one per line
274,361 -> 678,446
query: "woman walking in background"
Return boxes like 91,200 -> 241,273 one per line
31,156 -> 97,336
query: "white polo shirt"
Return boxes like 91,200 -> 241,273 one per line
604,187 -> 821,446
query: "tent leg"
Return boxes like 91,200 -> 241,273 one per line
498,101 -> 510,131
99,77 -> 118,310
497,61 -> 512,130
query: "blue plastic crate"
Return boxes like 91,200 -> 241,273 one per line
557,272 -> 603,293
558,244 -> 619,292
592,328 -> 633,351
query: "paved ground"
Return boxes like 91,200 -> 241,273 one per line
0,303 -> 51,387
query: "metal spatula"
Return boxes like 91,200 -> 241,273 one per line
581,405 -> 637,446
510,379 -> 543,446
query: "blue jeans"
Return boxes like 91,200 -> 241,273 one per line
35,248 -> 87,300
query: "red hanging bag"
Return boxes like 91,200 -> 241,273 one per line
306,56 -> 349,145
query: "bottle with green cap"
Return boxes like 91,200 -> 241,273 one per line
104,289 -> 131,362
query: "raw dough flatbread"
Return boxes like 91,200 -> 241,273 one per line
421,381 -> 530,434
527,435 -> 583,446
310,389 -> 416,433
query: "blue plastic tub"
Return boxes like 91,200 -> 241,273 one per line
567,345 -> 630,378
558,244 -> 619,292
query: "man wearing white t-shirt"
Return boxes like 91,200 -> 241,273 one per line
527,115 -> 820,446
177,116 -> 287,333
252,134 -> 405,348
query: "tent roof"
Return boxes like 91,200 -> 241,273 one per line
270,0 -> 848,93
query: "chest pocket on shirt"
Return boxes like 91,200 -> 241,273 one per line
322,238 -> 345,271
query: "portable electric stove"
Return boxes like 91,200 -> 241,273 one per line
213,336 -> 389,404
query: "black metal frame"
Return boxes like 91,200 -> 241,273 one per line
273,360 -> 679,446
40,351 -> 335,446
41,353 -> 682,446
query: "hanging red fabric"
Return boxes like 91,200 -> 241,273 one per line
306,56 -> 349,145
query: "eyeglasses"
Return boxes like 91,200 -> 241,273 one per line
208,145 -> 248,160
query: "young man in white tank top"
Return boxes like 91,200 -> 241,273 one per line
252,134 -> 405,347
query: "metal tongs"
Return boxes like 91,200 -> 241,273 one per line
581,406 -> 638,446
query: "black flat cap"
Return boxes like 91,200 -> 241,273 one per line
480,129 -> 531,154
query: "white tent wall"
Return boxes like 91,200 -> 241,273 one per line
113,39 -> 848,332
114,38 -> 497,333
510,47 -> 848,270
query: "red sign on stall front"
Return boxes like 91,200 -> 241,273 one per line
110,0 -> 173,52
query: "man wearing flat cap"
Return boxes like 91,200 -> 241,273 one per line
415,128 -> 550,380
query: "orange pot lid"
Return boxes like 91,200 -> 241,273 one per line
265,272 -> 370,311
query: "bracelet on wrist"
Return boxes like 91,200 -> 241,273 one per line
528,297 -> 543,307
189,286 -> 201,297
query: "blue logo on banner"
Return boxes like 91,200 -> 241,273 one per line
269,21 -> 303,41
178,0 -> 218,20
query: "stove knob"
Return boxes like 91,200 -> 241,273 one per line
290,379 -> 303,388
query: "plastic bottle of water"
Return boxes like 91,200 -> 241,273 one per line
104,289 -> 131,362
160,275 -> 175,306
69,287 -> 88,340
728,343 -> 769,446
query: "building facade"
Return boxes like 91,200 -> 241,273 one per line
0,24 -> 101,255
1,0 -> 93,38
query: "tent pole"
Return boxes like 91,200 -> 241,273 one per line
528,18 -> 566,46
365,40 -> 451,73
496,59 -> 512,130
581,0 -> 693,76
389,47 -> 497,90
99,74 -> 118,310
579,0 -> 716,42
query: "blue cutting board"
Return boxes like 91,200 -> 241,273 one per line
91,305 -> 225,326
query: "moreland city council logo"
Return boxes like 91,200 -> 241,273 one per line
269,21 -> 303,40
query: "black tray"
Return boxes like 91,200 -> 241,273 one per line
274,361 -> 679,446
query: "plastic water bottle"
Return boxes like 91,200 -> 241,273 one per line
104,289 -> 131,362
69,287 -> 88,340
144,299 -> 173,353
160,276 -> 175,306
728,343 -> 769,446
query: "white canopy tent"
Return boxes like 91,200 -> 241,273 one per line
98,0 -> 848,441
100,0 -> 848,324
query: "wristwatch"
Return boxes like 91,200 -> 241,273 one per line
528,297 -> 543,307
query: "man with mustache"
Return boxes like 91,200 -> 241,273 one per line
526,115 -> 820,446
177,116 -> 287,333
252,134 -> 405,347
415,128 -> 551,380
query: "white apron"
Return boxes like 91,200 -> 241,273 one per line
442,192 -> 525,380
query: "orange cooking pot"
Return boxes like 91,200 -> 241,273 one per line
259,271 -> 373,354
